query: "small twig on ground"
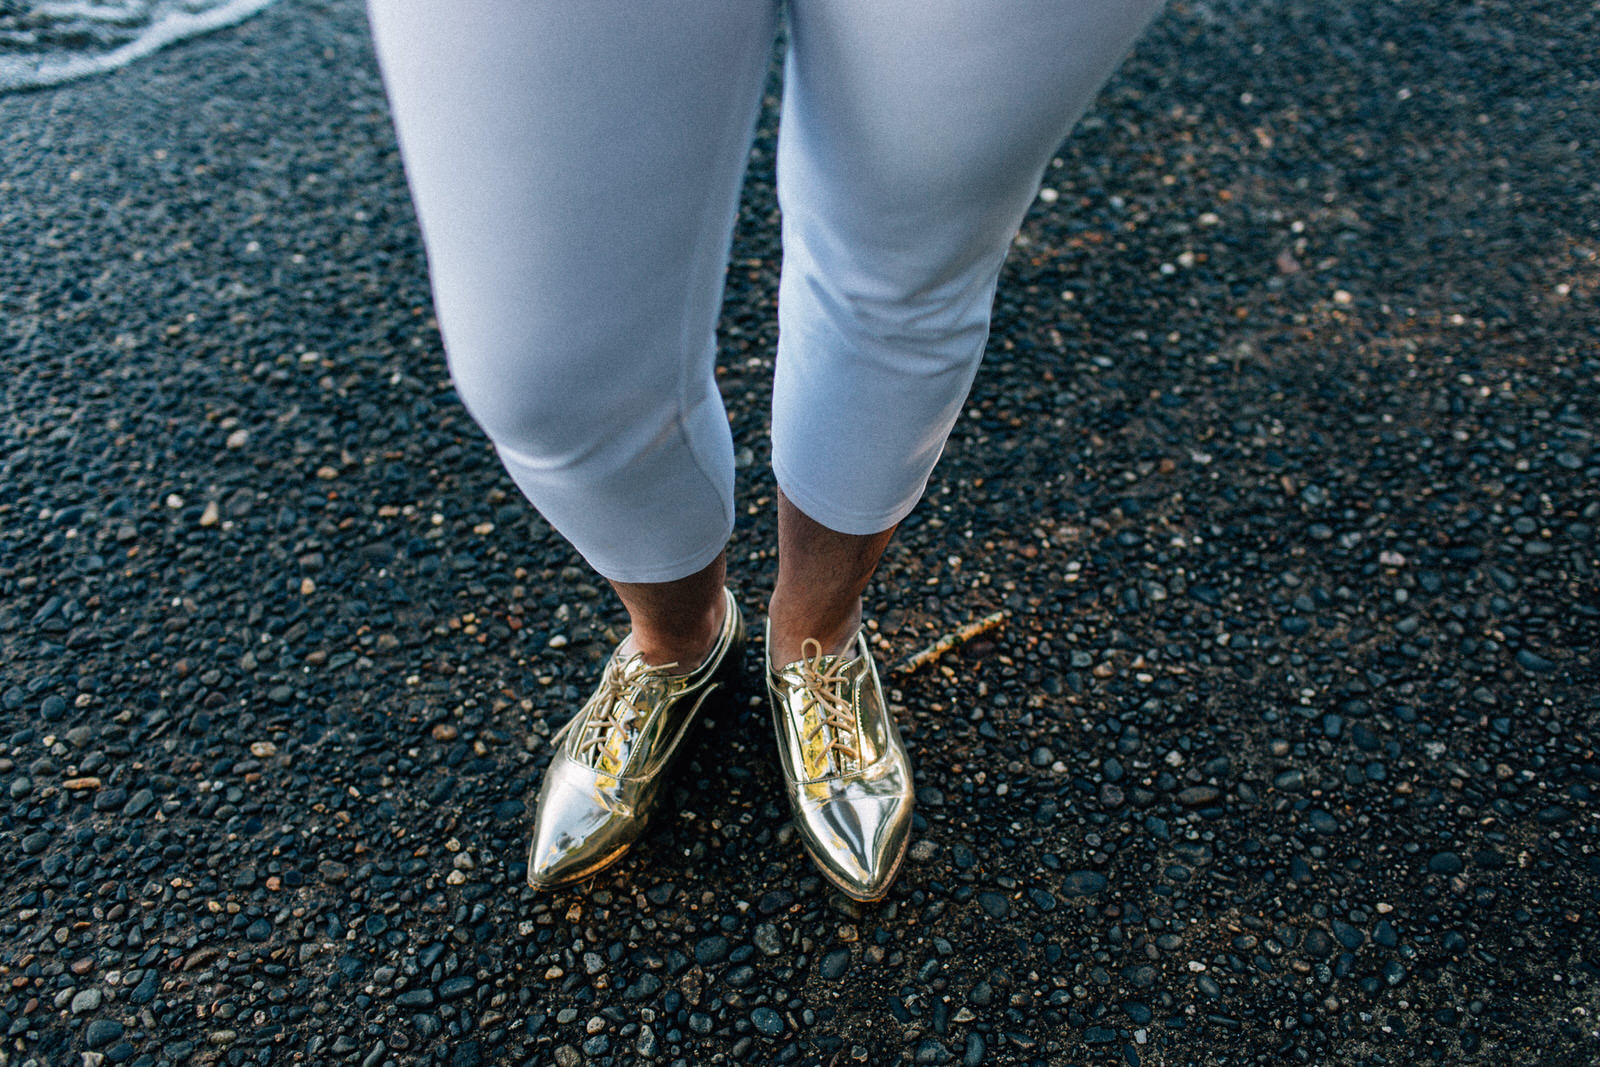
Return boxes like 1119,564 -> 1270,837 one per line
892,611 -> 1007,675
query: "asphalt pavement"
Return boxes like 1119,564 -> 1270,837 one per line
1,0 -> 1596,1064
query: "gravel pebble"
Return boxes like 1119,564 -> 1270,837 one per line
83,1020 -> 123,1049
1062,870 -> 1109,896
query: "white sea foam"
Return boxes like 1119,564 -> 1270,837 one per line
0,0 -> 279,93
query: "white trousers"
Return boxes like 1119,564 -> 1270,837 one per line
368,0 -> 1161,583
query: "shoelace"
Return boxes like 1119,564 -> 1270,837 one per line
553,651 -> 681,775
793,638 -> 861,775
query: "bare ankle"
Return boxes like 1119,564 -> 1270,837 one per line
766,596 -> 861,667
625,595 -> 725,672
608,553 -> 729,672
767,490 -> 892,668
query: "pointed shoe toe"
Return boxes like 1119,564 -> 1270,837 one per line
794,778 -> 914,901
525,763 -> 642,889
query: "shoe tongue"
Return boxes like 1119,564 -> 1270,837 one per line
802,711 -> 849,777
591,703 -> 636,775
798,660 -> 859,777
586,657 -> 663,774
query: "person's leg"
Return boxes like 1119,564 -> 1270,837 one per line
769,0 -> 1164,658
368,0 -> 778,666
368,0 -> 779,890
610,554 -> 728,670
764,0 -> 1163,901
766,491 -> 894,665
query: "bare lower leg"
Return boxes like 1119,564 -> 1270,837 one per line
609,551 -> 727,671
767,489 -> 896,666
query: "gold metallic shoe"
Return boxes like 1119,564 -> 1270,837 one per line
526,588 -> 744,890
766,624 -> 914,902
